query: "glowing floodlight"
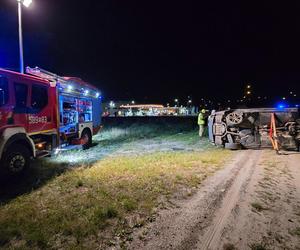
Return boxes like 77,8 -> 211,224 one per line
22,0 -> 32,8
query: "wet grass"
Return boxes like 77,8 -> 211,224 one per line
0,121 -> 233,249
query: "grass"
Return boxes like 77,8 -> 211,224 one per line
223,243 -> 237,250
251,202 -> 268,212
98,121 -> 196,142
291,227 -> 300,237
50,121 -> 210,166
249,242 -> 268,250
0,121 -> 233,249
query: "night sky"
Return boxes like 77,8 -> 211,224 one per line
1,1 -> 300,106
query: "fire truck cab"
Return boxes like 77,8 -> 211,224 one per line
0,67 -> 102,176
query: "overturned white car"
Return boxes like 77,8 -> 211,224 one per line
208,108 -> 300,151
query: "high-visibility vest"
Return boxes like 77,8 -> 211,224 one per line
198,113 -> 205,125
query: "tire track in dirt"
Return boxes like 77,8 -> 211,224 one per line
129,150 -> 262,250
197,150 -> 261,250
214,150 -> 300,249
207,150 -> 300,250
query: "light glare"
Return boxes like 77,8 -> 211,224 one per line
22,0 -> 32,7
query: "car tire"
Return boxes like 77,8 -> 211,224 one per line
0,144 -> 30,176
81,129 -> 92,150
225,112 -> 244,126
225,142 -> 241,150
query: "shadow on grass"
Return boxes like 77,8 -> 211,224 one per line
0,138 -> 133,205
0,160 -> 69,205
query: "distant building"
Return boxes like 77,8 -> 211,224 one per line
102,101 -> 197,117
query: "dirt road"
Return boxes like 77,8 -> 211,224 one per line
129,150 -> 300,250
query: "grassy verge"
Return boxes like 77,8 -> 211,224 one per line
0,149 -> 232,249
96,121 -> 197,143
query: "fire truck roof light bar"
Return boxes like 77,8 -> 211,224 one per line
26,66 -> 68,84
26,66 -> 101,99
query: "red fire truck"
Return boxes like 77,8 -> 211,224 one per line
0,67 -> 102,175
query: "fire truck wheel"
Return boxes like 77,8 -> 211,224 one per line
1,144 -> 30,175
81,129 -> 92,150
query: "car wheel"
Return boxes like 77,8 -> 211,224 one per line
81,129 -> 92,150
1,144 -> 30,176
226,112 -> 243,126
225,142 -> 241,150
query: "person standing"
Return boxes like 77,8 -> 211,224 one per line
198,109 -> 206,137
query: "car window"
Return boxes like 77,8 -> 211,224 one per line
0,76 -> 9,106
14,83 -> 28,108
31,84 -> 48,110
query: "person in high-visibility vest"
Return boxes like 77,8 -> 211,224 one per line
198,109 -> 206,137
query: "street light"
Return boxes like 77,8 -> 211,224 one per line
22,0 -> 32,7
17,0 -> 32,74
109,101 -> 115,108
174,98 -> 178,107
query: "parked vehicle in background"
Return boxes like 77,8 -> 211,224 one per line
208,108 -> 300,151
0,67 -> 102,176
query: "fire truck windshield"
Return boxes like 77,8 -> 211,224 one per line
0,76 -> 8,106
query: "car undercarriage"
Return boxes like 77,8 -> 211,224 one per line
208,108 -> 300,151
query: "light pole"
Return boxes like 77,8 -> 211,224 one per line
17,0 -> 32,74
